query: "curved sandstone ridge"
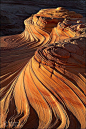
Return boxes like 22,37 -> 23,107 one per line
1,36 -> 86,129
0,7 -> 85,49
0,7 -> 86,129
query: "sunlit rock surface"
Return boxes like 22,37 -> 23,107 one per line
0,7 -> 86,129
1,0 -> 85,36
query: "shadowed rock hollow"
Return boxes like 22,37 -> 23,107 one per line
0,7 -> 86,129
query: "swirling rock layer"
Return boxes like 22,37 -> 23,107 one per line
0,7 -> 86,129
0,7 -> 85,49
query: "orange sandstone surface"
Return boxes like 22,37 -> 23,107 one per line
0,7 -> 86,129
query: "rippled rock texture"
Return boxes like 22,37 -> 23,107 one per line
1,0 -> 85,36
0,7 -> 86,129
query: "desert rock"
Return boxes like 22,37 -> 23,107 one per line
0,7 -> 86,129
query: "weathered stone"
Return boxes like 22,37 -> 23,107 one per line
0,7 -> 86,129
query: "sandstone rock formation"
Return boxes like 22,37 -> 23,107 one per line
0,7 -> 86,129
1,0 -> 85,36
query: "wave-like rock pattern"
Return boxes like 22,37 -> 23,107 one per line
0,7 -> 85,49
0,7 -> 86,129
